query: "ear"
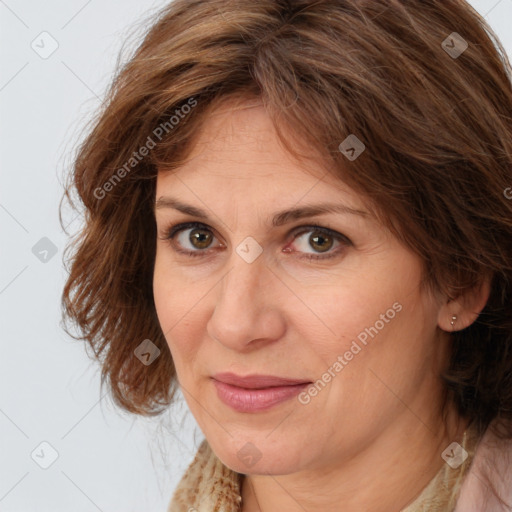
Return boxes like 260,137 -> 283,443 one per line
438,275 -> 492,332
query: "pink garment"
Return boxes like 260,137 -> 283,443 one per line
454,424 -> 512,511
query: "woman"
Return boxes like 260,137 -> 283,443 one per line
61,0 -> 512,510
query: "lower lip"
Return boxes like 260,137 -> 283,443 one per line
212,380 -> 310,412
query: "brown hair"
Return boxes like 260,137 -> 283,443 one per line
61,0 -> 512,462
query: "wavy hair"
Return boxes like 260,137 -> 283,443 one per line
61,0 -> 512,482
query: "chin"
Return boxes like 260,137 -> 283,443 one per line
209,435 -> 303,476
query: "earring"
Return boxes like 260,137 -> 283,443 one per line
450,315 -> 457,326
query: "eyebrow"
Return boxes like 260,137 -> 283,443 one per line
154,196 -> 369,227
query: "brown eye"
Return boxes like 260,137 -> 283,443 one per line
288,225 -> 351,261
189,227 -> 213,249
308,231 -> 334,253
159,222 -> 224,257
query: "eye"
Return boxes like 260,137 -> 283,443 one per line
286,225 -> 351,260
158,221 -> 352,261
158,222 -> 224,257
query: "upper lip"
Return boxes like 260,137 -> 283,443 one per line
212,372 -> 311,389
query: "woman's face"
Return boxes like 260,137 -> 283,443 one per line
153,99 -> 450,475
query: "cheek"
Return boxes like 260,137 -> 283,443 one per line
152,255 -> 173,332
152,255 -> 205,364
302,261 -> 436,388
153,247 -> 199,326
299,282 -> 401,355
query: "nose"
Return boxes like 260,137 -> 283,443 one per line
206,249 -> 286,351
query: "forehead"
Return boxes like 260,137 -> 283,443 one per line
155,98 -> 359,203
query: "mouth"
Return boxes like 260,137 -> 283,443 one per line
211,373 -> 312,412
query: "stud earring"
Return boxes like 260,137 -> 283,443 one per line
450,315 -> 457,326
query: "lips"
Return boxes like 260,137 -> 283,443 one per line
211,374 -> 312,413
212,372 -> 311,389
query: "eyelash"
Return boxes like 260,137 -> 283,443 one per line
158,221 -> 352,261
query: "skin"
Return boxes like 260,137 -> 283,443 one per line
152,97 -> 490,512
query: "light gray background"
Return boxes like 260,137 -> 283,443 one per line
1,1 -> 511,511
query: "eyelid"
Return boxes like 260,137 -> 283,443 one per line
291,224 -> 352,244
